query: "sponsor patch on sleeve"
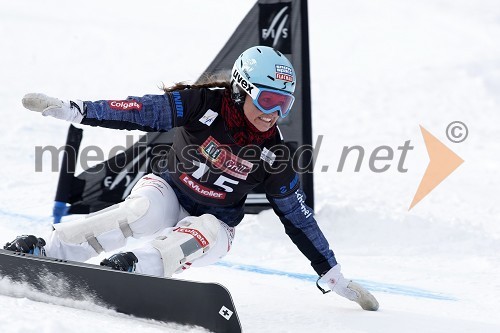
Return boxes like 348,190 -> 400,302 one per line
108,100 -> 142,111
172,91 -> 184,118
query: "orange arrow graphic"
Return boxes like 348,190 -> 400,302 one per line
409,125 -> 464,210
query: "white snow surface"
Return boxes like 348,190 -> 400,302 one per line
1,0 -> 500,332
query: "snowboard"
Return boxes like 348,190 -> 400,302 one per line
0,249 -> 242,333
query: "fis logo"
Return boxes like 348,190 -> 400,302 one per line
259,3 -> 292,53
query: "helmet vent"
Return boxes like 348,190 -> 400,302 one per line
234,46 -> 295,94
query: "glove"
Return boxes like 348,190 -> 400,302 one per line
22,93 -> 85,123
319,264 -> 379,311
319,264 -> 354,297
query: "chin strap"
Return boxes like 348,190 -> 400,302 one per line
230,80 -> 245,105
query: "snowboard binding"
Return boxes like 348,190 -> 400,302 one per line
4,235 -> 46,256
100,252 -> 138,272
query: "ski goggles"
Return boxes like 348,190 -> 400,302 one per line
252,87 -> 295,118
232,67 -> 295,118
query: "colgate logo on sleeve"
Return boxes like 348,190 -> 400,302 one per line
108,100 -> 142,111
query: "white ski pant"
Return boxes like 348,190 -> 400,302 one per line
44,174 -> 235,277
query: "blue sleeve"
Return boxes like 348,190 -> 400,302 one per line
82,94 -> 174,131
268,188 -> 338,275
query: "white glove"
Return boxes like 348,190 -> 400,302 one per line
319,264 -> 379,311
22,93 -> 85,123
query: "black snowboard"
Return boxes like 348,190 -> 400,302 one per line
0,249 -> 241,333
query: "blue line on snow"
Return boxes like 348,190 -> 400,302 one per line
1,210 -> 456,301
215,261 -> 457,301
0,209 -> 48,223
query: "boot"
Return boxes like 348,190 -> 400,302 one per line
100,252 -> 138,272
4,235 -> 46,256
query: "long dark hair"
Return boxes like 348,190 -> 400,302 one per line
162,72 -> 231,93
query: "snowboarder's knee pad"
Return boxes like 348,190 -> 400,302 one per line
151,214 -> 222,277
53,196 -> 150,252
127,174 -> 181,236
54,174 -> 180,253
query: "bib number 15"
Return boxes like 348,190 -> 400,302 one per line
192,161 -> 239,192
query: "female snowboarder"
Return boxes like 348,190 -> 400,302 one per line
5,46 -> 378,311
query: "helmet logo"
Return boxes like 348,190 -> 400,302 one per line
275,65 -> 294,82
232,68 -> 258,99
